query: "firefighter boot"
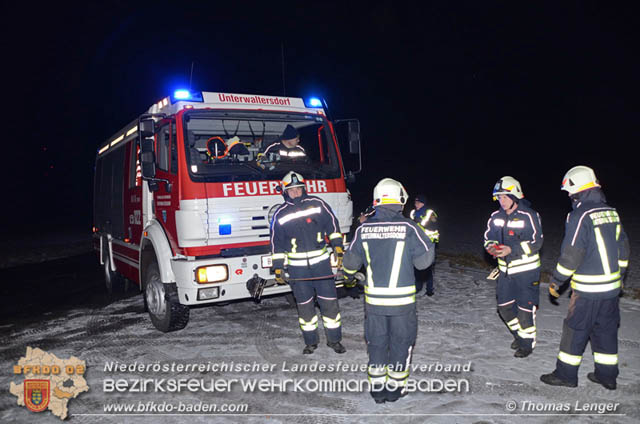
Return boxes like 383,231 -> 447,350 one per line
385,387 -> 407,403
370,384 -> 387,404
587,372 -> 616,390
514,347 -> 532,358
302,344 -> 318,355
327,341 -> 346,354
510,330 -> 520,350
540,372 -> 577,388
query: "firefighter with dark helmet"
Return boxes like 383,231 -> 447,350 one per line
541,166 -> 629,389
484,176 -> 543,358
270,171 -> 346,355
342,178 -> 435,404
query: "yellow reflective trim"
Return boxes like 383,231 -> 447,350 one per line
572,271 -> 620,283
365,295 -> 416,306
368,365 -> 387,376
388,241 -> 405,289
558,351 -> 582,366
521,241 -> 531,255
593,352 -> 618,365
594,227 -> 611,275
379,198 -> 402,204
556,263 -> 575,277
577,181 -> 598,192
290,238 -> 297,253
287,252 -> 330,266
287,247 -> 327,259
571,280 -> 621,292
388,369 -> 409,379
271,253 -> 286,260
619,260 -> 628,268
299,315 -> 318,324
343,267 -> 359,274
322,314 -> 341,329
329,232 -> 342,240
616,224 -> 621,241
363,242 -> 374,286
507,318 -> 521,331
507,260 -> 541,274
509,253 -> 540,266
364,285 -> 416,295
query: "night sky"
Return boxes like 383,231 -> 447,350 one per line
3,2 -> 638,236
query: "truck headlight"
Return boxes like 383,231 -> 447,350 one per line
195,264 -> 228,283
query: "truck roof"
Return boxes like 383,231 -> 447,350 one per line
147,91 -> 326,116
97,91 -> 327,157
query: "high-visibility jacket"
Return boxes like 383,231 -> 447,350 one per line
409,206 -> 439,243
483,201 -> 543,275
343,206 -> 434,314
263,142 -> 307,159
270,194 -> 342,270
552,189 -> 630,298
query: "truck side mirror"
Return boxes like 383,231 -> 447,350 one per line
140,134 -> 156,179
139,119 -> 155,138
348,120 -> 360,154
334,118 -> 362,176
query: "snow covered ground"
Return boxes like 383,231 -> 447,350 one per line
0,199 -> 637,423
1,259 -> 639,423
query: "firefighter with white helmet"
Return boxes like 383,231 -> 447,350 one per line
270,171 -> 346,355
484,176 -> 544,358
342,178 -> 435,403
541,166 -> 629,389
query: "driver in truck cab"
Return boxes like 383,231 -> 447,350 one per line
262,124 -> 307,160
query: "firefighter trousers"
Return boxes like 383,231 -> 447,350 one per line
289,278 -> 342,346
554,293 -> 620,385
365,306 -> 417,389
496,269 -> 540,351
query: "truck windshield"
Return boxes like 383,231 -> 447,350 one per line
183,110 -> 342,182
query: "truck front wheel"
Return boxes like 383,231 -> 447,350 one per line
144,262 -> 190,332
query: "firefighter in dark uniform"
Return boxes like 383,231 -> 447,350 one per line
484,176 -> 543,358
409,194 -> 439,296
342,178 -> 435,403
262,124 -> 307,160
270,171 -> 346,355
541,166 -> 629,389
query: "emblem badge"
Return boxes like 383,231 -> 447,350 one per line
24,380 -> 50,412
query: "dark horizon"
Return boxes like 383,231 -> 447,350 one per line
3,2 -> 638,235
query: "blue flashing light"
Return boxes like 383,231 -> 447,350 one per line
219,224 -> 232,235
174,89 -> 191,99
305,97 -> 323,108
170,89 -> 204,103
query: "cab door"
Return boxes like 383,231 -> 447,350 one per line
154,119 -> 181,253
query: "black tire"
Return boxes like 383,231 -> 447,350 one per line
143,262 -> 189,332
103,253 -> 124,296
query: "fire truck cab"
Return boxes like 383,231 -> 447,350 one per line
93,90 -> 361,332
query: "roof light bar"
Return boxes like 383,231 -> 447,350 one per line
170,89 -> 204,103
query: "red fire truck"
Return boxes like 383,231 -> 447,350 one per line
93,90 -> 361,332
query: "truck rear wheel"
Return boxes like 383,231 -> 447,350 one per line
103,254 -> 124,296
144,262 -> 189,332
